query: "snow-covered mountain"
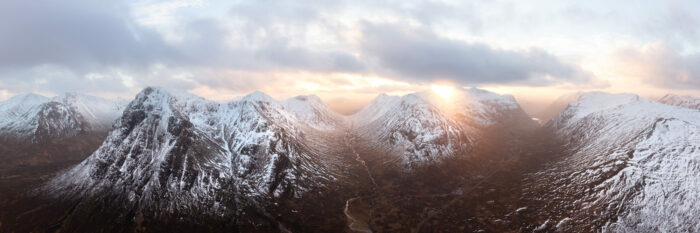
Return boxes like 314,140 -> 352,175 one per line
657,93 -> 700,110
46,87 -> 346,217
25,87 -> 700,232
0,92 -> 127,142
351,87 -> 533,169
281,94 -> 346,130
527,92 -> 700,232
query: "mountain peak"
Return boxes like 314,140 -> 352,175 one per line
1,91 -> 127,141
2,93 -> 49,106
137,86 -> 200,101
282,94 -> 344,130
241,90 -> 275,102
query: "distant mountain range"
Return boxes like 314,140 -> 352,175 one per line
0,92 -> 127,142
657,93 -> 700,110
0,88 -> 698,232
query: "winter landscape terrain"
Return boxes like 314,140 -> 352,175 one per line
0,87 -> 698,232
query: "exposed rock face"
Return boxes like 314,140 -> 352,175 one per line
527,92 -> 700,232
34,87 -> 532,230
22,88 -> 700,232
45,87 -> 347,220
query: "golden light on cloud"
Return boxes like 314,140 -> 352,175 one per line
431,84 -> 455,99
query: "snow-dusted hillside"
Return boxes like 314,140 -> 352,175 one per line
281,94 -> 346,130
46,87 -> 345,215
53,93 -> 129,130
0,93 -> 127,141
352,87 -> 532,169
528,92 -> 700,232
657,93 -> 700,110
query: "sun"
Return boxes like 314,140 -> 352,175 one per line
431,84 -> 455,99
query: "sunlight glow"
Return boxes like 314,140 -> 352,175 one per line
431,84 -> 455,99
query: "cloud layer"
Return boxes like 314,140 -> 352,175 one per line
358,23 -> 591,86
614,44 -> 700,89
0,0 -> 698,101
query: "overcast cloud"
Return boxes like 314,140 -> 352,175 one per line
0,0 -> 698,100
358,22 -> 591,86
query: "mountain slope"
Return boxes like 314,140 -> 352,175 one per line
46,87 -> 346,220
351,87 -> 533,169
657,93 -> 700,110
0,92 -> 127,169
0,92 -> 127,142
281,94 -> 346,130
527,92 -> 700,232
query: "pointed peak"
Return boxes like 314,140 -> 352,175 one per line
371,93 -> 398,102
283,94 -> 331,110
133,87 -> 171,103
53,92 -> 97,102
1,93 -> 50,108
461,87 -> 515,101
241,90 -> 275,102
362,93 -> 402,109
6,92 -> 48,101
136,86 -> 203,101
403,92 -> 430,103
57,91 -> 81,98
139,86 -> 166,96
22,92 -> 48,98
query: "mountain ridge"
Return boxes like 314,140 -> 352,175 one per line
527,92 -> 700,232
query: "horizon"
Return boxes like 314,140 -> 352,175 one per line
1,85 -> 693,116
1,0 -> 699,115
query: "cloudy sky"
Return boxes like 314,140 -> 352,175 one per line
1,0 -> 699,114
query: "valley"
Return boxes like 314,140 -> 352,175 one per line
0,88 -> 698,232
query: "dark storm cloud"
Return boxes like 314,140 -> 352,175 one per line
358,23 -> 591,86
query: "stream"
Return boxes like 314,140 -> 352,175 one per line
343,130 -> 378,233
